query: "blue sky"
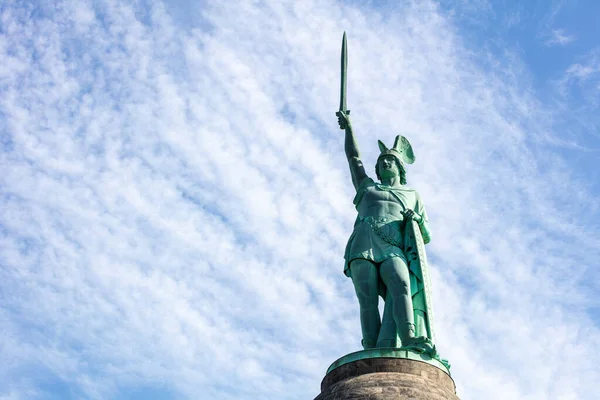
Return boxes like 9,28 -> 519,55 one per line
1,0 -> 599,399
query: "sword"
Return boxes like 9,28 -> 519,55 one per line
335,32 -> 350,129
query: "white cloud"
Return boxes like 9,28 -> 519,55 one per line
0,0 -> 598,399
535,1 -> 575,47
563,54 -> 600,84
544,28 -> 575,46
556,49 -> 600,134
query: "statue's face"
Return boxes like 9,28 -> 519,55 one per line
378,155 -> 399,178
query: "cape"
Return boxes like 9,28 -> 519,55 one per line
404,218 -> 435,343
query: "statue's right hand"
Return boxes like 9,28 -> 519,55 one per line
336,110 -> 351,130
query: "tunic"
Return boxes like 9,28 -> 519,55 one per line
343,177 -> 430,277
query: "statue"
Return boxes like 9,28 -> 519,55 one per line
336,33 -> 439,358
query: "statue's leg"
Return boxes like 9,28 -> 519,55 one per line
379,257 -> 415,345
376,291 -> 399,348
349,259 -> 380,349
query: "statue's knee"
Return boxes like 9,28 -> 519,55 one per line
355,288 -> 378,307
381,258 -> 410,292
350,260 -> 378,300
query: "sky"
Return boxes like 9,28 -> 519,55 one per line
1,0 -> 599,399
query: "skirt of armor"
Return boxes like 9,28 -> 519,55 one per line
344,216 -> 407,276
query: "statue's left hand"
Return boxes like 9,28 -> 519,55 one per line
403,209 -> 422,223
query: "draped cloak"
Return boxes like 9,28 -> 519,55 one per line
344,177 -> 435,345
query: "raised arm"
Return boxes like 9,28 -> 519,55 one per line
337,111 -> 367,190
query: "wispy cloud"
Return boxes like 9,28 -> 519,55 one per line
556,49 -> 600,135
536,0 -> 576,47
0,0 -> 598,399
563,52 -> 600,83
544,28 -> 575,46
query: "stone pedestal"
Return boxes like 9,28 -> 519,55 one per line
314,350 -> 459,400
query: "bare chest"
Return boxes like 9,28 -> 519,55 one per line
358,187 -> 417,218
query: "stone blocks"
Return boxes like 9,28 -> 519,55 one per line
314,357 -> 459,400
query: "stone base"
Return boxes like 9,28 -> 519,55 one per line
314,356 -> 459,400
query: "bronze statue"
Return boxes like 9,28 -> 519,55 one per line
336,33 -> 437,356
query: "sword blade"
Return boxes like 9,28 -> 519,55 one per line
339,32 -> 348,112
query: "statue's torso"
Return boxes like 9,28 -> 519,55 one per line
344,179 -> 423,274
355,181 -> 419,221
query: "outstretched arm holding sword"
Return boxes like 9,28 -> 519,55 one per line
336,32 -> 367,190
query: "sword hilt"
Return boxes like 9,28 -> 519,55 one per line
336,109 -> 351,130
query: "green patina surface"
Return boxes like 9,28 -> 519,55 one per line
326,348 -> 451,376
334,32 -> 450,368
